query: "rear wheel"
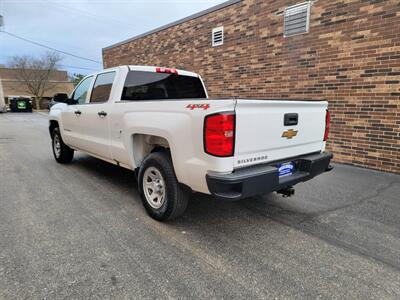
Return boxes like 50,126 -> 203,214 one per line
138,151 -> 189,221
52,127 -> 74,163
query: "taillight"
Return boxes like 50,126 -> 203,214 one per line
324,110 -> 330,141
204,112 -> 235,157
156,67 -> 178,75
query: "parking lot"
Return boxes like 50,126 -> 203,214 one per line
0,112 -> 399,299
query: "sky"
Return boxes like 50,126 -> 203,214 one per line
0,0 -> 227,76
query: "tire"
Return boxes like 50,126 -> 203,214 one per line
138,151 -> 189,221
52,127 -> 74,164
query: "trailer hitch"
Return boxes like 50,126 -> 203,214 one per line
277,186 -> 295,197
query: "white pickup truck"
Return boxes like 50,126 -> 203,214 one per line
49,65 -> 332,221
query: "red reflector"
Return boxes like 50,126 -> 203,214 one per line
324,110 -> 330,141
156,67 -> 178,75
204,113 -> 235,157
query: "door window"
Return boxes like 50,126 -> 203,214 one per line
90,72 -> 116,103
72,76 -> 93,104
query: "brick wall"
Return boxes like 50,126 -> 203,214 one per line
103,0 -> 400,174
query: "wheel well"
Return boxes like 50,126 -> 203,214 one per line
49,120 -> 58,137
132,134 -> 170,167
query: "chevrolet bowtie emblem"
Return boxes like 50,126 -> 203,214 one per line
282,129 -> 298,139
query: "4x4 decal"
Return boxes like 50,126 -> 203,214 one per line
186,104 -> 210,110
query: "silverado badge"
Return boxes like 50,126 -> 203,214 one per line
282,129 -> 298,139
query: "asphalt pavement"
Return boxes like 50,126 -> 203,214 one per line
0,112 -> 399,299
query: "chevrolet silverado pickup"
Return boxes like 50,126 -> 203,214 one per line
49,65 -> 333,221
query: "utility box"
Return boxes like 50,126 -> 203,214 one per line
8,96 -> 33,112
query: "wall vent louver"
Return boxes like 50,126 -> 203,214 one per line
284,2 -> 311,37
212,26 -> 224,47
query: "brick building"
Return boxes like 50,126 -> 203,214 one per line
0,67 -> 74,109
103,0 -> 400,174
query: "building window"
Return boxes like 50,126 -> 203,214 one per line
284,2 -> 311,37
212,26 -> 224,47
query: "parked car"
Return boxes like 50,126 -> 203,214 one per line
48,65 -> 333,221
9,97 -> 33,112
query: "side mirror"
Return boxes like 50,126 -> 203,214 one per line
53,93 -> 69,104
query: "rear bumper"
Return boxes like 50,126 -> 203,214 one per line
206,152 -> 333,201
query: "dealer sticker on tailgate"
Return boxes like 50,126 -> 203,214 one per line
277,162 -> 295,177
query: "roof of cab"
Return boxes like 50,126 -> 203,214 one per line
102,65 -> 199,78
129,65 -> 199,77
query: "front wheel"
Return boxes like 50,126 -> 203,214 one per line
52,127 -> 74,164
138,152 -> 189,221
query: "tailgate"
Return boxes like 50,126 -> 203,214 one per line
234,99 -> 328,168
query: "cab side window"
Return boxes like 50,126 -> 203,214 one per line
90,72 -> 116,103
72,76 -> 93,104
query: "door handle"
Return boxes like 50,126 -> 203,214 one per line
74,110 -> 81,116
98,111 -> 107,117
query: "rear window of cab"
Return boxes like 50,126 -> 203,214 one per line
121,71 -> 206,101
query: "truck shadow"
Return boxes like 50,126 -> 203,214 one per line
71,153 -> 320,227
70,154 -> 400,270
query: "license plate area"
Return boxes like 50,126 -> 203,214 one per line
277,161 -> 296,178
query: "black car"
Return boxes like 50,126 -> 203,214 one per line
9,97 -> 33,112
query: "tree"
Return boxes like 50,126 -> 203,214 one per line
9,52 -> 62,110
71,73 -> 85,87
